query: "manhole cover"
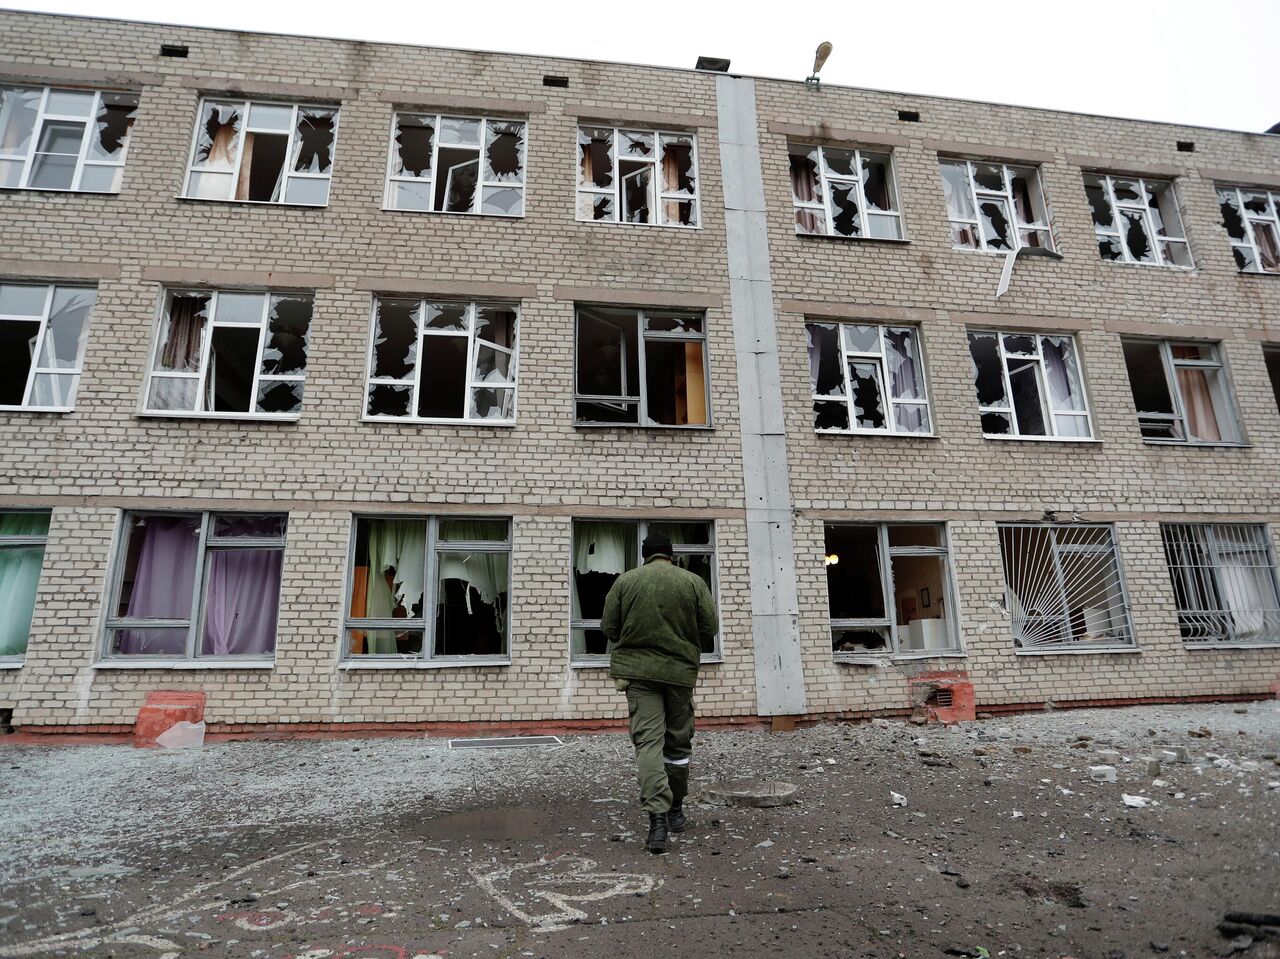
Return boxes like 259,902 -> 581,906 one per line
701,779 -> 799,808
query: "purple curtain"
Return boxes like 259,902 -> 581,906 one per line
116,516 -> 199,655
201,549 -> 283,655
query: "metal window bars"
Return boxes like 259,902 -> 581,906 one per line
1161,523 -> 1280,645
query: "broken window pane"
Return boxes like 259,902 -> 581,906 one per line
973,162 -> 1004,192
1084,174 -> 1112,228
469,387 -> 514,420
646,313 -> 702,334
259,296 -> 310,375
659,134 -> 695,196
885,329 -> 923,401
977,198 -> 1013,250
940,161 -> 975,220
393,182 -> 433,210
943,159 -> 1052,253
394,114 -> 434,177
484,121 -> 524,182
0,317 -> 39,407
1121,337 -> 1240,443
207,326 -> 261,412
579,126 -> 699,227
577,308 -> 639,411
1007,359 -> 1048,435
367,382 -> 412,417
807,324 -> 845,398
827,183 -> 860,236
571,520 -> 638,656
813,400 -> 849,430
417,336 -> 468,419
434,550 -> 509,656
824,525 -> 886,621
848,361 -> 885,429
967,333 -> 1007,408
1119,209 -> 1154,262
193,101 -> 241,171
371,298 -> 418,379
0,88 -> 41,187
235,130 -> 287,201
436,146 -> 478,212
579,126 -> 614,189
256,379 -> 302,414
1218,189 -> 1246,240
971,331 -> 1090,438
292,108 -> 336,173
88,92 -> 138,161
476,304 -> 516,348
155,295 -> 210,373
620,164 -> 653,223
1001,333 -> 1036,355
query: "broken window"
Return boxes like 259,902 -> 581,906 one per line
574,306 -> 709,426
364,298 -> 518,423
145,289 -> 312,419
0,86 -> 138,192
0,282 -> 95,411
807,322 -> 930,433
385,113 -> 526,216
344,515 -> 510,661
576,126 -> 700,227
1162,523 -> 1280,646
1216,185 -> 1280,274
1265,346 -> 1280,414
183,98 -> 338,205
1120,338 -> 1239,443
966,331 -> 1091,438
825,523 -> 958,657
0,511 -> 50,661
1084,173 -> 1191,267
940,158 -> 1052,253
103,511 -> 286,660
789,143 -> 903,239
571,519 -> 718,663
998,523 -> 1133,650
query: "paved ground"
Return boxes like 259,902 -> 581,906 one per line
1,702 -> 1278,959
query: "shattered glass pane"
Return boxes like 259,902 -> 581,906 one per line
1145,180 -> 1181,237
978,198 -> 1014,250
643,340 -> 707,426
795,207 -> 825,234
1043,336 -> 1086,412
372,298 -> 419,379
480,185 -> 523,216
894,404 -> 929,433
1160,239 -> 1192,267
806,324 -> 845,397
1008,359 -> 1047,435
1098,233 -> 1123,260
972,162 -> 1004,192
980,411 -> 1011,435
645,313 -> 702,334
885,328 -> 923,400
1002,334 -> 1037,355
620,164 -> 653,223
193,102 -> 241,170
1232,243 -> 1256,272
1253,221 -> 1280,272
439,117 -> 480,145
578,127 -> 613,189
469,387 -> 515,420
662,198 -> 696,226
475,305 -> 516,348
366,382 -> 412,417
255,379 -> 303,414
1083,174 -> 1112,228
620,131 -> 653,156
577,308 -> 639,402
951,222 -> 980,248
1120,209 -> 1155,262
813,400 -> 849,430
577,191 -> 614,221
292,108 -> 336,173
393,180 -> 432,210
659,134 -> 695,196
1009,170 -> 1042,227
473,345 -> 513,384
849,361 -> 886,430
1241,191 -> 1270,215
418,336 -> 468,419
827,183 -> 861,237
147,376 -> 198,411
38,287 -> 94,369
155,295 -> 210,373
822,148 -> 857,178
842,325 -> 880,354
967,333 -> 1008,408
484,121 -> 524,182
88,92 -> 138,161
260,296 -> 311,375
940,162 -> 975,219
1112,178 -> 1142,204
1218,190 -> 1246,240
436,150 -> 478,212
860,154 -> 893,211
0,88 -> 41,162
394,114 -> 434,178
788,144 -> 822,205
424,302 -> 467,332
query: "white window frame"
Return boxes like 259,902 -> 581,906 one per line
806,322 -> 932,435
825,522 -> 962,661
0,509 -> 51,665
363,297 -> 520,426
0,282 -> 95,413
788,143 -> 904,239
143,288 -> 311,422
576,127 -> 701,229
998,523 -> 1136,653
1085,173 -> 1192,268
1217,185 -> 1280,274
181,98 -> 339,206
941,158 -> 1053,254
340,514 -> 513,667
968,330 -> 1094,440
100,510 -> 287,665
574,306 -> 711,428
383,113 -> 527,216
569,518 -> 721,667
1162,523 -> 1280,647
1121,338 -> 1241,445
0,86 -> 138,193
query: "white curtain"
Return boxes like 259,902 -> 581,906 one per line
366,520 -> 426,618
573,523 -> 635,575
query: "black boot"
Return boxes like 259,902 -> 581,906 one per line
666,763 -> 689,833
645,812 -> 669,854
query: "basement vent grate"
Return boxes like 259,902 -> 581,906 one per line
159,44 -> 189,58
542,75 -> 569,88
448,735 -> 563,749
897,110 -> 920,122
929,688 -> 955,708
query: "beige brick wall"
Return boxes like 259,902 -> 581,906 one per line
0,11 -> 1277,728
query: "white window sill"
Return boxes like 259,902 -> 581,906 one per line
951,245 -> 1059,257
174,195 -> 328,209
0,186 -> 119,197
0,660 -> 24,670
92,659 -> 275,669
1100,258 -> 1195,272
1183,641 -> 1280,650
338,657 -> 511,669
137,411 -> 302,424
379,206 -> 524,220
361,416 -> 516,428
1141,440 -> 1250,449
816,428 -> 938,440
1014,645 -> 1139,656
573,217 -> 700,231
794,232 -> 910,245
574,422 -> 715,431
0,406 -> 73,414
1236,269 -> 1280,278
833,651 -> 965,666
570,655 -> 723,669
983,434 -> 1101,443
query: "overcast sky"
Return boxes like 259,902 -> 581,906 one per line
8,0 -> 1279,133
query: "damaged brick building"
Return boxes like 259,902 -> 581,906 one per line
2,9 -> 1279,735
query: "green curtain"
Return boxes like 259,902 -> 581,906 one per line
0,513 -> 49,657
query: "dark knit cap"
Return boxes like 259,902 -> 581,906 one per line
641,531 -> 673,559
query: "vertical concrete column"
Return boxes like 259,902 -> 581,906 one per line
716,75 -> 807,716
